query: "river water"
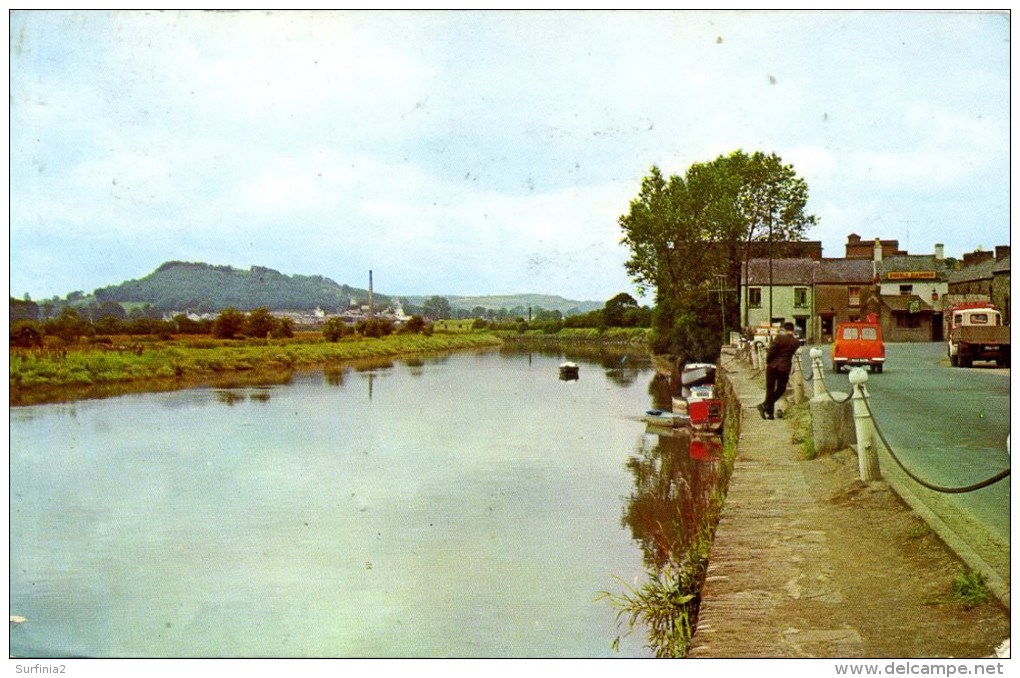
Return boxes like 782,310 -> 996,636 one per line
10,347 -> 721,658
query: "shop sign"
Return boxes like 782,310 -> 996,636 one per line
887,271 -> 937,280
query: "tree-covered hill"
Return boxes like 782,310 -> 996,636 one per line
94,261 -> 388,312
402,294 -> 602,316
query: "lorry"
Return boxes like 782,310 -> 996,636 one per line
947,302 -> 1010,368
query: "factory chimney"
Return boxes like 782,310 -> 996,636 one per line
369,270 -> 374,319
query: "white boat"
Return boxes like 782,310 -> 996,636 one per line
643,409 -> 690,428
559,362 -> 579,379
681,362 -> 716,387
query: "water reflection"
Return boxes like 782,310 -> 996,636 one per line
11,348 -> 653,658
216,390 -> 246,406
622,429 -> 721,570
215,388 -> 273,406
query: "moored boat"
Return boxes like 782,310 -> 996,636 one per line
643,409 -> 690,428
681,362 -> 716,387
559,362 -> 579,380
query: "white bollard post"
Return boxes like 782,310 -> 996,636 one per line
792,348 -> 805,404
750,341 -> 760,370
849,367 -> 881,482
809,348 -> 825,399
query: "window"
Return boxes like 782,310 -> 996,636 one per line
748,288 -> 762,308
841,326 -> 859,340
848,286 -> 861,307
899,284 -> 913,296
970,314 -> 989,325
794,287 -> 808,308
861,327 -> 878,341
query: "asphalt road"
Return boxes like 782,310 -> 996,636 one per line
800,342 -> 1011,544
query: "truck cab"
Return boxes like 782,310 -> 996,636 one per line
948,303 -> 1009,367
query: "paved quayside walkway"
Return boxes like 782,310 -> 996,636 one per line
687,349 -> 1009,659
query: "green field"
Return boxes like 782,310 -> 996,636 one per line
10,331 -> 503,399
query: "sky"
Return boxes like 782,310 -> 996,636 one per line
8,10 -> 1012,304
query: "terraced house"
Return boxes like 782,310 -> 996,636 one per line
740,257 -> 817,341
741,235 -> 1011,345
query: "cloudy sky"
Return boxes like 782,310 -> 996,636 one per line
9,10 -> 1011,303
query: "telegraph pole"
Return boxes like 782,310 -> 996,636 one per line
711,273 -> 737,347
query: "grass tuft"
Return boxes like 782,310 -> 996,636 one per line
952,570 -> 990,609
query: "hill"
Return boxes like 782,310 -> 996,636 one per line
94,261 -> 388,312
401,294 -> 602,315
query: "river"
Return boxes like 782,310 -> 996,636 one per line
10,346 -> 721,658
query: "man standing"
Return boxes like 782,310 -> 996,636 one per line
758,322 -> 801,420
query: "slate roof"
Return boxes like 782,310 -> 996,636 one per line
742,258 -> 817,285
881,294 -> 934,313
949,257 -> 999,284
877,255 -> 951,281
993,255 -> 1010,275
812,258 -> 875,284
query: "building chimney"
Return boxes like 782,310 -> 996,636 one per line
369,270 -> 374,319
934,243 -> 945,261
873,238 -> 883,263
995,245 -> 1010,260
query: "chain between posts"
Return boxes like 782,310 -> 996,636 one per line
738,342 -> 1008,493
808,355 -> 853,403
859,391 -> 1010,494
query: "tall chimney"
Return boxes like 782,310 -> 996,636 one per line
934,243 -> 945,261
995,245 -> 1010,260
369,270 -> 374,319
872,238 -> 882,280
873,238 -> 883,263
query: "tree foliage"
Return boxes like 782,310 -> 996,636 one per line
619,150 -> 817,362
422,296 -> 452,320
94,261 -> 387,312
212,307 -> 247,339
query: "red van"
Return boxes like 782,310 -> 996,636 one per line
831,321 -> 885,373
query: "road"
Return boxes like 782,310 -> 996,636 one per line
799,342 -> 1010,549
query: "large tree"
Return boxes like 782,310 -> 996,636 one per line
619,150 -> 816,360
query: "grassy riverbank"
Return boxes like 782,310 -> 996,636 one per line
10,331 -> 504,397
497,327 -> 651,344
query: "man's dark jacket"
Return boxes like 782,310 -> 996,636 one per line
766,333 -> 801,373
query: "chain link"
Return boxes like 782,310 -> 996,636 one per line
860,388 -> 1010,494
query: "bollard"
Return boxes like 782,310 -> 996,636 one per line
792,348 -> 805,404
809,348 -> 825,399
750,341 -> 760,370
849,367 -> 881,482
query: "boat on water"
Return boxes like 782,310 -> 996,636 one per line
681,362 -> 716,387
643,409 -> 690,429
559,362 -> 579,380
678,363 -> 724,433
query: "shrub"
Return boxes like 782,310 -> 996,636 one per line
10,320 -> 44,348
356,318 -> 395,338
323,317 -> 353,342
212,308 -> 246,339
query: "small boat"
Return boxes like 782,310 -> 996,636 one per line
688,397 -> 724,433
643,409 -> 690,429
680,383 -> 724,433
681,362 -> 716,387
559,362 -> 579,380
